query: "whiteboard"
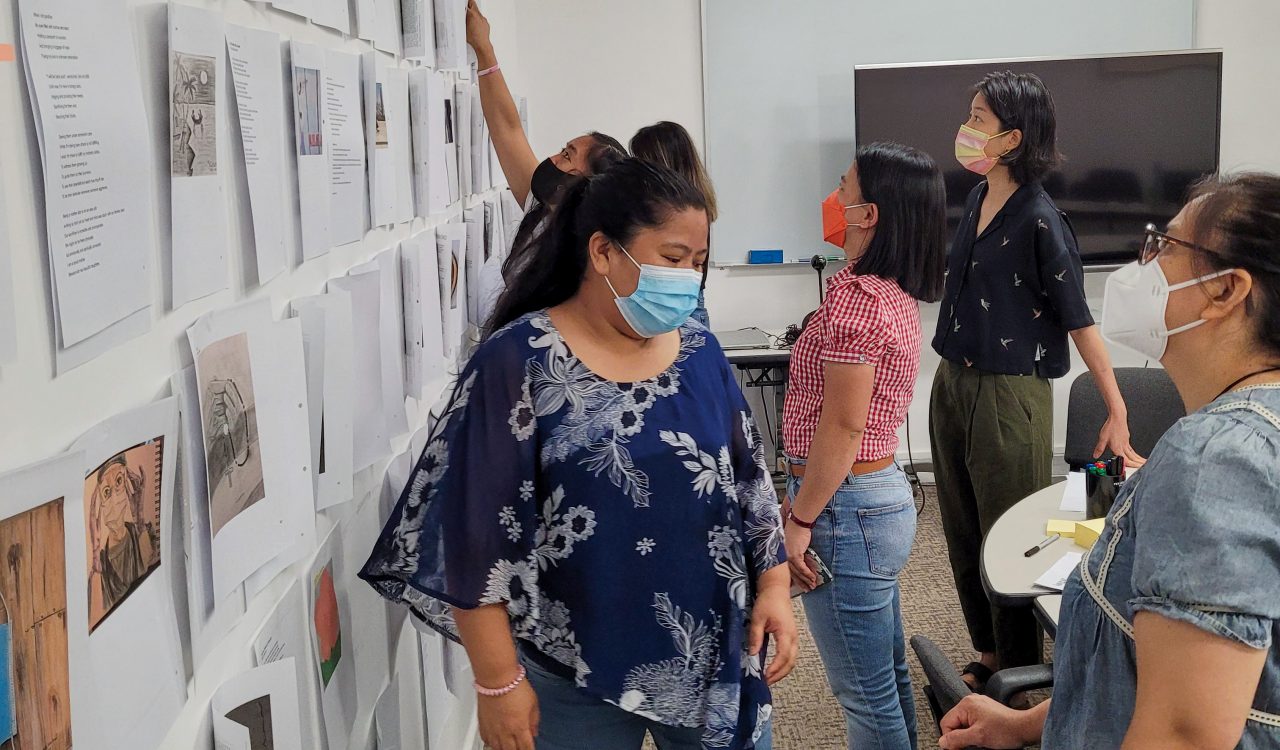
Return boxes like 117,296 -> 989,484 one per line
702,0 -> 1194,265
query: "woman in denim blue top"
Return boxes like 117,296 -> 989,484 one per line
939,173 -> 1280,749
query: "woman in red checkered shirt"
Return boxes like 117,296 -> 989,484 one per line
781,142 -> 947,749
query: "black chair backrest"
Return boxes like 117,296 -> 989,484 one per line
1064,367 -> 1185,468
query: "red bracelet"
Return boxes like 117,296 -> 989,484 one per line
786,509 -> 817,529
475,665 -> 527,697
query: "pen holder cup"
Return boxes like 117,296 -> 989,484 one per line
1085,473 -> 1119,519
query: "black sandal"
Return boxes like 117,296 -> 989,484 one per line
960,661 -> 994,692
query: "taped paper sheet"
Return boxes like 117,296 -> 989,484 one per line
0,452 -> 86,750
186,303 -> 315,602
325,49 -> 367,247
212,658 -> 306,750
291,291 -> 356,510
290,41 -> 332,261
18,0 -> 154,346
67,399 -> 188,750
226,23 -> 288,284
169,2 -> 230,306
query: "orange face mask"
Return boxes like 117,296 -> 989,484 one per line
821,190 -> 871,249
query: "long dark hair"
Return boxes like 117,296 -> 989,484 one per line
502,132 -> 628,282
853,142 -> 947,302
1186,172 -> 1280,356
974,71 -> 1061,185
486,157 -> 707,337
629,121 -> 718,223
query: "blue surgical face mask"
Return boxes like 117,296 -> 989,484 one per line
604,243 -> 702,338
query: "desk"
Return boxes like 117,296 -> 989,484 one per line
980,481 -> 1086,607
1035,595 -> 1061,640
725,346 -> 791,472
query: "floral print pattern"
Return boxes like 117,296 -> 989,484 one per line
360,312 -> 786,749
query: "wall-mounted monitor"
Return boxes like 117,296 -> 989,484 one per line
854,50 -> 1221,265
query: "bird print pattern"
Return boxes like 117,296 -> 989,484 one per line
933,183 -> 1093,380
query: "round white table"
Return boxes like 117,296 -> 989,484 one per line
980,481 -> 1087,607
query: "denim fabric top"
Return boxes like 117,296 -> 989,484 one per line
1043,385 -> 1280,748
360,311 -> 785,750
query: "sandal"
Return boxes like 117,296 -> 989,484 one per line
960,661 -> 994,693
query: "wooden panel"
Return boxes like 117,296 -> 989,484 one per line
0,498 -> 71,750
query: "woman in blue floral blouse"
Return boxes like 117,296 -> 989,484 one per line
361,158 -> 797,750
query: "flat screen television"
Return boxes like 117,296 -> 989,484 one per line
853,51 -> 1221,265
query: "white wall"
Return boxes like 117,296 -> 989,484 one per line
0,1 -> 519,747
511,0 -> 1280,461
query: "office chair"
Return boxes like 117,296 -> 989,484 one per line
910,635 -> 1054,747
1063,367 -> 1185,470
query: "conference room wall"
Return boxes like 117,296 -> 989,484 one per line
512,0 -> 1280,461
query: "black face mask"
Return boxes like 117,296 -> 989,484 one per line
530,157 -> 579,205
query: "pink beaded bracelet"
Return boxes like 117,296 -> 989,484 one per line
475,665 -> 527,697
478,63 -> 501,78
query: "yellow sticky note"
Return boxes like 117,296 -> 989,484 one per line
1046,519 -> 1077,538
1074,518 -> 1106,549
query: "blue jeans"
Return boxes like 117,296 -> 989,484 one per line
520,654 -> 773,750
788,464 -> 918,750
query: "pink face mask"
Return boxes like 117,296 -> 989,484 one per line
954,124 -> 1011,175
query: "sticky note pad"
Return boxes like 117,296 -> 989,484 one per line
1074,518 -> 1106,549
1046,519 -> 1077,537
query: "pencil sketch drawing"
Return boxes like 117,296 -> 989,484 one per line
171,52 -> 218,177
197,333 -> 266,538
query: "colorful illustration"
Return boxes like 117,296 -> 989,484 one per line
197,333 -> 266,539
375,82 -> 388,148
313,565 -> 342,688
294,66 -> 323,156
226,694 -> 274,750
171,52 -> 218,177
84,438 -> 163,632
0,498 -> 72,749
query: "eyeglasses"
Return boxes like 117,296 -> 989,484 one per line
1139,223 -> 1217,265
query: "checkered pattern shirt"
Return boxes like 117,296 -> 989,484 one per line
782,265 -> 922,461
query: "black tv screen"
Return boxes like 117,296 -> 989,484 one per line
854,51 -> 1221,265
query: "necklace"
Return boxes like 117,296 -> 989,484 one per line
1216,366 -> 1280,399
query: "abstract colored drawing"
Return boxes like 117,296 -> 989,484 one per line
83,438 -> 163,632
375,82 -> 388,148
0,498 -> 72,750
197,333 -> 266,539
294,66 -> 323,156
226,694 -> 274,750
313,565 -> 342,688
171,52 -> 218,177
